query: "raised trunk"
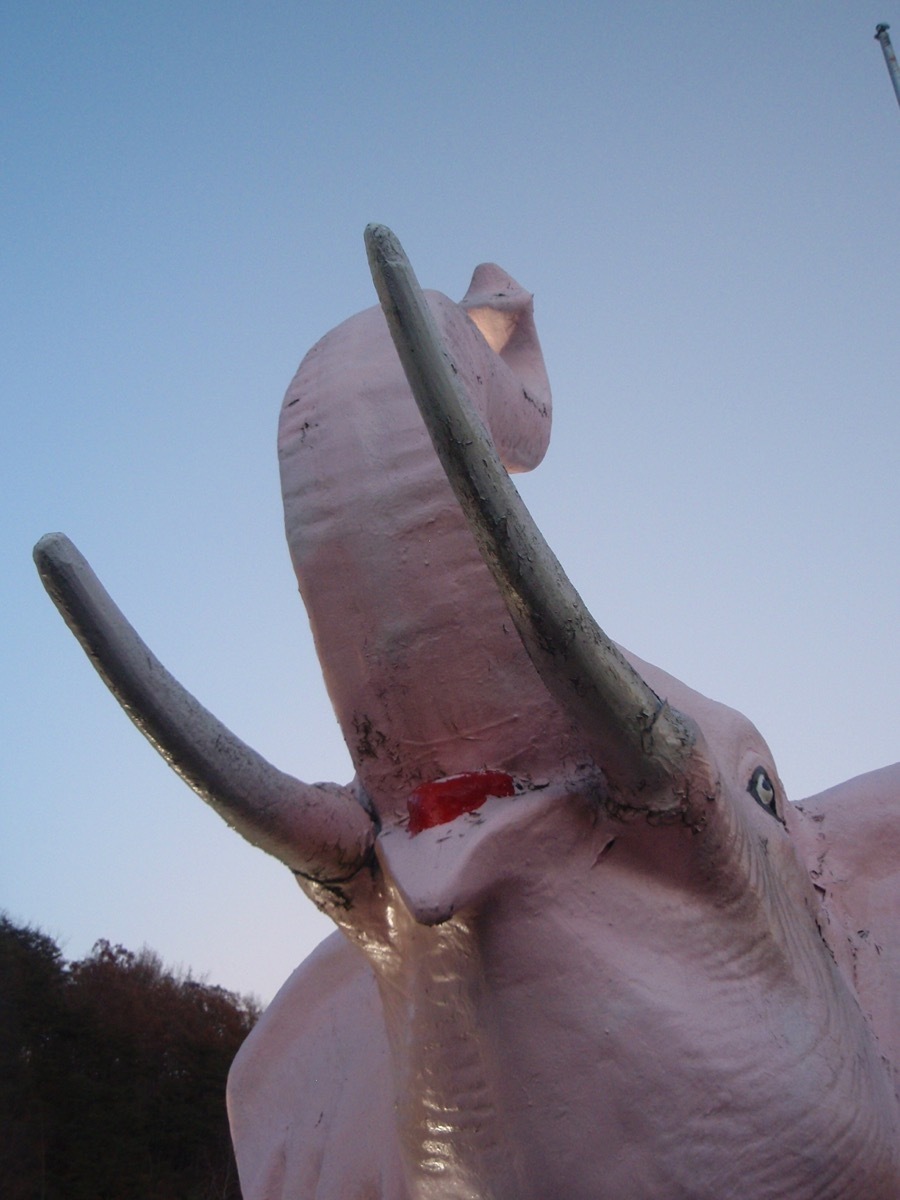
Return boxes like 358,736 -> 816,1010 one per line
278,269 -> 586,819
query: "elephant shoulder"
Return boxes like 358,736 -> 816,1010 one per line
228,930 -> 406,1200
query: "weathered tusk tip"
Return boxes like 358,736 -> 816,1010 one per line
34,531 -> 75,573
364,223 -> 407,266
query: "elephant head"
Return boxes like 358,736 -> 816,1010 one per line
35,226 -> 900,1199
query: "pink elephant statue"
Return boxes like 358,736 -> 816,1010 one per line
35,226 -> 900,1199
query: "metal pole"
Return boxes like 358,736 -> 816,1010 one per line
875,23 -> 900,110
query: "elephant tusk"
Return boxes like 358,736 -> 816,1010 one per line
33,533 -> 375,882
365,224 -> 698,802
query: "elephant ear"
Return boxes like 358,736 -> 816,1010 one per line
793,764 -> 900,1067
460,263 -> 552,474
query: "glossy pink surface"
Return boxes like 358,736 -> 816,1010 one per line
226,264 -> 900,1199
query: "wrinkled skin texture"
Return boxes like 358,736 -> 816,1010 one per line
34,234 -> 899,1200
227,259 -> 900,1198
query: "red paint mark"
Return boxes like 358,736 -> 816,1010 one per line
407,771 -> 515,835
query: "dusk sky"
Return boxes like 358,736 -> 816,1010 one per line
4,3 -> 899,1003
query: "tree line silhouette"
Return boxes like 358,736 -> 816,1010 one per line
0,914 -> 260,1199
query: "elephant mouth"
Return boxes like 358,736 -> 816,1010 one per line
407,770 -> 517,835
379,776 -> 582,925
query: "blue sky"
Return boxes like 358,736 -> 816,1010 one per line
3,2 -> 899,1003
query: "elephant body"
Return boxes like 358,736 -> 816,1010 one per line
36,229 -> 900,1200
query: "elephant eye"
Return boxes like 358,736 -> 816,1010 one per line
748,766 -> 778,816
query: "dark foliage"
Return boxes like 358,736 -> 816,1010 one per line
0,915 -> 260,1200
